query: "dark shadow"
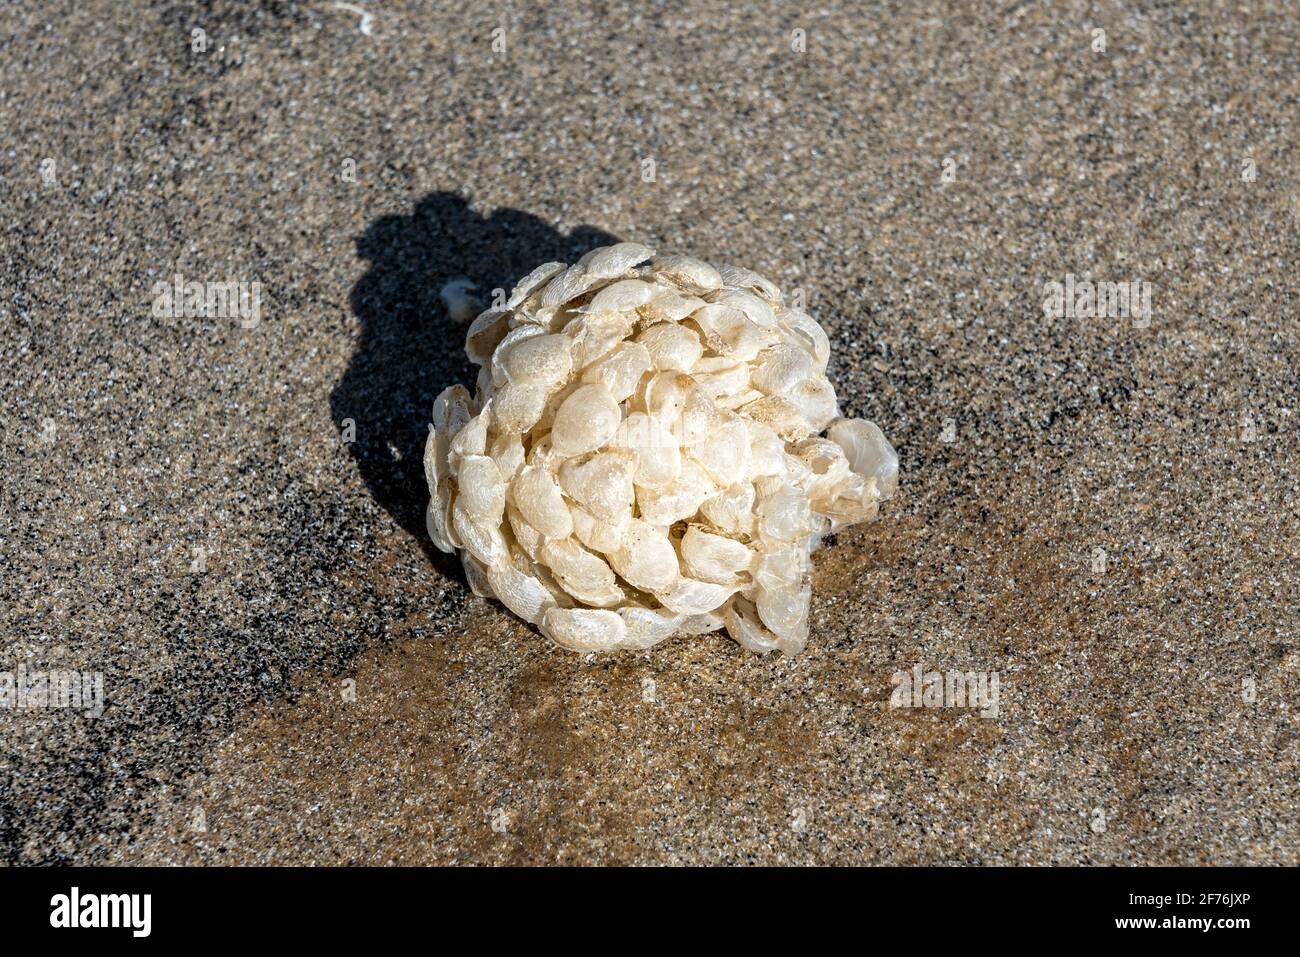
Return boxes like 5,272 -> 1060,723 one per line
332,192 -> 619,561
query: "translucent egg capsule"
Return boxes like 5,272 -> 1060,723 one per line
581,341 -> 653,402
639,289 -> 707,325
491,382 -> 549,435
750,343 -> 817,396
584,278 -> 660,315
635,460 -> 715,527
558,449 -> 636,523
510,465 -> 573,540
619,606 -> 685,649
491,325 -> 547,387
506,261 -> 567,311
570,504 -> 630,556
465,310 -> 510,365
716,263 -> 782,304
637,321 -> 704,373
699,481 -> 757,537
655,577 -> 738,615
540,538 -> 623,608
755,582 -> 811,645
689,303 -> 775,361
486,559 -> 556,626
617,414 -> 682,489
503,332 -> 573,388
647,254 -> 723,294
455,454 -> 506,525
580,242 -> 655,279
681,526 -> 755,584
550,383 -> 621,456
540,607 -> 629,652
609,519 -> 679,592
828,418 -> 900,499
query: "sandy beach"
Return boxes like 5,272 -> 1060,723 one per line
1,0 -> 1296,864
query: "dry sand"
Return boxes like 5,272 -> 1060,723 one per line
1,0 -> 1297,864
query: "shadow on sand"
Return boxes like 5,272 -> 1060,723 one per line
331,192 -> 619,566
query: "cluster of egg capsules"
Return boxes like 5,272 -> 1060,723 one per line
425,243 -> 897,653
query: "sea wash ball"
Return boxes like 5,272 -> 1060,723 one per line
425,243 -> 897,653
